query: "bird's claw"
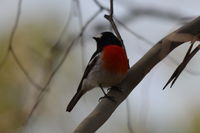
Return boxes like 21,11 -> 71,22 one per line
107,86 -> 122,93
98,95 -> 116,102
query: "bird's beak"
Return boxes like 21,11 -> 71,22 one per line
93,37 -> 99,41
93,33 -> 102,41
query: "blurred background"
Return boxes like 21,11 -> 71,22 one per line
0,0 -> 200,133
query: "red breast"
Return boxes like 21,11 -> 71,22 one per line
102,45 -> 128,74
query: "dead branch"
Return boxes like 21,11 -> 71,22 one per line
163,42 -> 200,89
73,16 -> 200,133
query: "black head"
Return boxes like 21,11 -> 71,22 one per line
93,32 -> 122,50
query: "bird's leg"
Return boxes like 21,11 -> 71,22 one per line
99,84 -> 116,102
99,84 -> 107,96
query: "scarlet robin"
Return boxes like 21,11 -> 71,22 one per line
66,32 -> 129,112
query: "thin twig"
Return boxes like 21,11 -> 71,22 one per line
163,43 -> 200,89
94,0 -> 108,10
76,0 -> 86,70
8,0 -> 22,50
115,18 -> 154,45
24,34 -> 80,126
6,0 -> 44,90
10,51 -> 43,89
52,0 -> 75,49
168,55 -> 200,75
104,0 -> 123,45
170,45 -> 200,87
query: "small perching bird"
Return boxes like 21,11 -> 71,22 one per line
66,32 -> 129,112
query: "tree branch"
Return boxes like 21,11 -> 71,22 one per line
73,16 -> 200,133
104,0 -> 123,46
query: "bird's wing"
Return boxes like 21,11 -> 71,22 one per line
77,51 -> 100,92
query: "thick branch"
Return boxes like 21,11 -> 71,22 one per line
73,16 -> 200,133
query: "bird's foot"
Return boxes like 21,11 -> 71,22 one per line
98,94 -> 116,102
107,86 -> 122,93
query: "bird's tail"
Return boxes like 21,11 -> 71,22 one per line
66,90 -> 85,112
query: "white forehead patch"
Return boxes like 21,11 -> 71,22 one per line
94,33 -> 103,39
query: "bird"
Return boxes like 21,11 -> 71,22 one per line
66,32 -> 129,112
